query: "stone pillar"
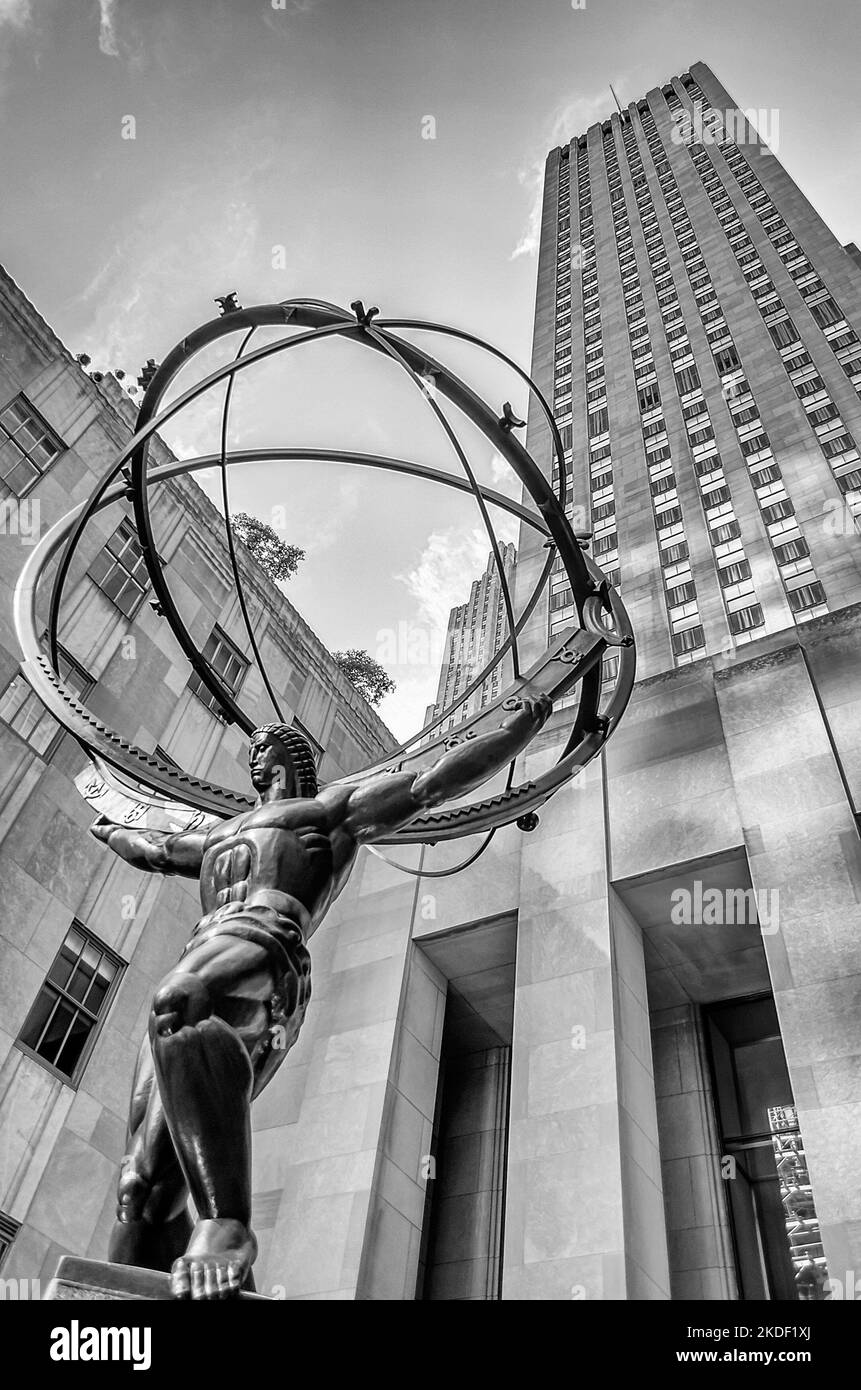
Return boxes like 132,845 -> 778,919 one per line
651,1005 -> 737,1299
502,751 -> 670,1299
715,645 -> 861,1280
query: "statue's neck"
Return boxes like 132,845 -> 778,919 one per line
256,785 -> 294,806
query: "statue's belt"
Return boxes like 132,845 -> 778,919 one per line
181,902 -> 312,984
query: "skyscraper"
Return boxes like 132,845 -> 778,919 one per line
424,543 -> 516,733
521,61 -> 861,684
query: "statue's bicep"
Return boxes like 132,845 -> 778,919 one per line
345,772 -> 420,839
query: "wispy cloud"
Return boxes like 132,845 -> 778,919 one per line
75,195 -> 260,372
396,523 -> 489,634
511,86 -> 627,259
0,0 -> 32,29
98,0 -> 118,56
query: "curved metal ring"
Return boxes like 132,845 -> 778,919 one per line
14,299 -> 635,842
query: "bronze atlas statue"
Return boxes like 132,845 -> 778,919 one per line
12,296 -> 635,1297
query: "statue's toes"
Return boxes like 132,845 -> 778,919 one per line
170,1256 -> 192,1299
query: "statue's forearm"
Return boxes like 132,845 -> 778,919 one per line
416,713 -> 539,807
341,694 -> 551,841
100,825 -> 169,871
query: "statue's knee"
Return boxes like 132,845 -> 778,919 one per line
151,971 -> 211,1038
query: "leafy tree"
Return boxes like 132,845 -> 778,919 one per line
334,649 -> 396,707
231,512 -> 305,582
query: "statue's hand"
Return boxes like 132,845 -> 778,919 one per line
504,691 -> 552,733
90,814 -> 117,842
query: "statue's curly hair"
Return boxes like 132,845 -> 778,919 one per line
251,723 -> 319,798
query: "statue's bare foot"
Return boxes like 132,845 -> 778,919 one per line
170,1217 -> 257,1300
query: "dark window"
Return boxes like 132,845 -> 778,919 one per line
750,464 -> 782,487
809,298 -> 843,329
788,582 -> 826,613
713,520 -> 742,544
838,469 -> 861,493
0,395 -> 64,497
728,604 -> 764,634
719,559 -> 752,586
551,587 -> 574,611
773,537 -> 809,565
794,376 -> 825,398
762,500 -> 794,525
588,407 -> 609,437
593,531 -> 617,555
16,923 -> 123,1083
650,473 -> 677,496
740,434 -> 770,457
714,346 -> 740,375
88,518 -> 149,619
187,627 -> 249,717
638,383 -> 661,412
672,625 -> 705,655
768,319 -> 799,350
663,541 -> 690,564
694,452 -> 722,477
0,1213 -> 20,1271
667,580 -> 696,605
689,426 -> 716,447
821,434 -> 854,459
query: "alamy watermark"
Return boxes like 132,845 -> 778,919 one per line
0,496 -> 40,545
670,880 -> 780,935
670,108 -> 780,155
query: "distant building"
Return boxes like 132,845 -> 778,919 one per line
423,543 -> 516,733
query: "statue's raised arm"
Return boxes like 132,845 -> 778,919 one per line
331,690 -> 552,844
89,816 -> 208,879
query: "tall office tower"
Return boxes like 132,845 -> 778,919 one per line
424,543 -> 516,733
522,60 -> 861,682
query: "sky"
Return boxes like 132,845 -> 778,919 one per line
1,0 -> 859,737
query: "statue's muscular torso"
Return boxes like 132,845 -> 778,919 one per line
197,790 -> 356,938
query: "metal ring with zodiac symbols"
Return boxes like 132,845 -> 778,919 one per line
12,297 -> 635,846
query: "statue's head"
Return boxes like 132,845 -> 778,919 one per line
248,723 -> 318,799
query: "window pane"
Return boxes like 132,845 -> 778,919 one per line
66,942 -> 100,1003
54,1011 -> 93,1077
38,996 -> 78,1066
18,989 -> 58,1055
48,935 -> 82,991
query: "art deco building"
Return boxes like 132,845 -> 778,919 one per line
509,59 -> 861,1300
0,263 -> 397,1286
423,543 -> 516,733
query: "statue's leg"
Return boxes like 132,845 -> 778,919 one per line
108,1033 -> 192,1271
148,932 -> 299,1300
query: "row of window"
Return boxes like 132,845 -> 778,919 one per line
615,120 -> 765,655
629,119 -> 767,642
674,84 -> 861,525
644,99 -> 828,623
603,126 -> 708,664
682,76 -> 861,395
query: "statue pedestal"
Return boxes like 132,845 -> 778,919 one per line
44,1256 -> 268,1301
